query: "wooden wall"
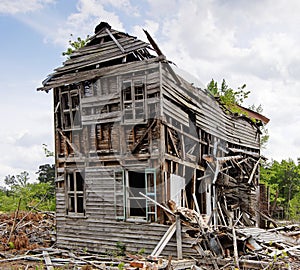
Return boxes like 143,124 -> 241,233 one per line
160,63 -> 260,151
53,59 -> 262,255
55,168 -> 198,257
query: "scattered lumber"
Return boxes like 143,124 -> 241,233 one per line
1,209 -> 300,269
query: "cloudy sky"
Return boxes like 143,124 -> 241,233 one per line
0,0 -> 300,185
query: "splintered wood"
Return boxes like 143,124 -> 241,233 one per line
1,211 -> 300,269
171,206 -> 300,269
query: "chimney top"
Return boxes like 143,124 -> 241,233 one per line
94,22 -> 111,34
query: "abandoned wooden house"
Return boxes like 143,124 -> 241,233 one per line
38,22 -> 269,257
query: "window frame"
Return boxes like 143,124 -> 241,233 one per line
59,87 -> 82,131
95,123 -> 113,152
65,170 -> 86,217
122,79 -> 147,123
114,169 -> 156,222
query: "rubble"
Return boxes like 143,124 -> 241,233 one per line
0,211 -> 55,252
1,209 -> 300,269
174,206 -> 300,269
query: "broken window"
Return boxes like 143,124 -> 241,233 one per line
122,80 -> 146,122
114,169 -> 156,222
95,123 -> 112,151
66,170 -> 85,215
60,88 -> 82,130
84,81 -> 93,97
83,79 -> 100,97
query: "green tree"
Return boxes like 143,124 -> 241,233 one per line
207,79 -> 250,114
261,158 -> 300,220
36,164 -> 55,194
16,171 -> 30,187
4,175 -> 17,187
207,79 -> 269,148
42,143 -> 54,157
62,34 -> 89,57
36,164 -> 55,184
1,170 -> 55,212
4,171 -> 29,188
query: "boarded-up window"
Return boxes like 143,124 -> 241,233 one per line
100,77 -> 117,95
66,171 -> 85,215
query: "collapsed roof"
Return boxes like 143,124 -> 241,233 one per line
38,21 -> 269,126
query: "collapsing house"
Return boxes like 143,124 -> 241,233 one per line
38,22 -> 269,258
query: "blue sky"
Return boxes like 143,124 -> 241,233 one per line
1,0 -> 300,185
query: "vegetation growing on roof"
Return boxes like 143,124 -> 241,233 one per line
207,79 -> 269,148
62,34 -> 90,58
207,79 -> 250,115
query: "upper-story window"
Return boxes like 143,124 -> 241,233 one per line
60,88 -> 81,130
122,80 -> 146,122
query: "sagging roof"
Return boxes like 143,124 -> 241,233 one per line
37,22 -> 269,126
38,22 -> 156,92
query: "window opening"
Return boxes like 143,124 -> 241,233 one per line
66,171 -> 85,215
128,171 -> 146,219
84,81 -> 93,97
96,123 -> 112,151
114,169 -> 157,222
122,80 -> 146,122
60,88 -> 82,130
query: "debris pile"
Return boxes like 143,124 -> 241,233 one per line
176,206 -> 300,269
0,211 -> 55,252
1,209 -> 300,269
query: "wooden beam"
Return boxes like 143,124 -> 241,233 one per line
143,29 -> 164,57
131,119 -> 157,153
248,157 -> 261,184
176,215 -> 183,259
139,192 -> 175,217
167,128 -> 180,158
150,223 -> 176,257
105,28 -> 125,53
232,227 -> 240,269
43,251 -> 54,270
57,128 -> 83,158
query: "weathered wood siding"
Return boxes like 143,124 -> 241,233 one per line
53,59 -> 262,256
160,63 -> 260,151
55,168 -> 198,257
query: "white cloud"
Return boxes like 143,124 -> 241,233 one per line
0,132 -> 53,186
131,19 -> 159,43
99,0 -> 140,16
141,0 -> 300,161
6,0 -> 300,165
0,0 -> 55,14
49,0 -> 129,46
